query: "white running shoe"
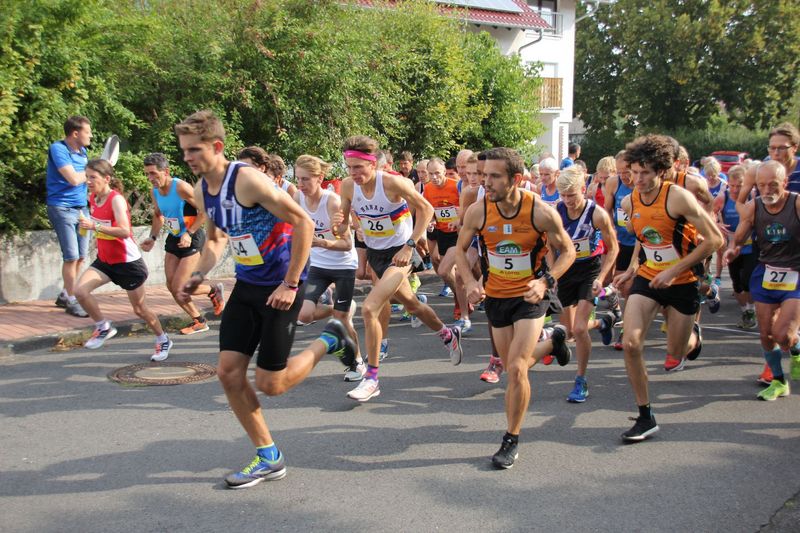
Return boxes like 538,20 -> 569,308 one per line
445,326 -> 463,365
151,337 -> 173,362
347,378 -> 380,402
344,360 -> 366,382
84,326 -> 118,350
411,294 -> 427,328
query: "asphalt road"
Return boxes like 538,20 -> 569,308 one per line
2,282 -> 799,533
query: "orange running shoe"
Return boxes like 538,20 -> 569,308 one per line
757,363 -> 773,385
209,282 -> 225,316
453,301 -> 461,320
664,354 -> 686,372
541,355 -> 555,366
181,318 -> 210,335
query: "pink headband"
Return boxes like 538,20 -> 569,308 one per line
343,150 -> 377,162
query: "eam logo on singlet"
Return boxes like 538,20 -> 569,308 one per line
496,241 -> 521,255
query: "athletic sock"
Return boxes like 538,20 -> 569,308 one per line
256,443 -> 280,462
95,320 -> 109,331
319,331 -> 340,353
746,303 -> 754,311
68,296 -> 78,305
438,326 -> 453,343
156,333 -> 169,344
764,347 -> 783,379
638,403 -> 653,420
365,364 -> 379,381
503,432 -> 519,445
60,289 -> 69,299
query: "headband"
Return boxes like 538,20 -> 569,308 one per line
343,150 -> 377,162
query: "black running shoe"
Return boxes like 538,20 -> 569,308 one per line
686,322 -> 702,361
322,319 -> 356,367
491,436 -> 519,469
550,325 -> 572,366
621,416 -> 659,443
598,312 -> 614,346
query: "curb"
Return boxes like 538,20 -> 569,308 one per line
1,271 -> 443,356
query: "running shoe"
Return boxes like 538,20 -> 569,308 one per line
613,329 -> 624,351
225,453 -> 287,489
610,305 -> 623,327
322,319 -> 356,367
319,286 -> 333,306
664,354 -> 686,372
84,326 -> 118,350
454,318 -> 473,335
491,435 -> 519,469
453,301 -> 461,320
399,313 -> 412,322
598,312 -> 614,346
347,378 -> 380,402
180,318 -> 209,335
707,284 -> 720,314
151,337 -> 173,362
410,294 -> 427,328
379,339 -> 389,361
65,300 -> 89,317
714,276 -> 722,287
439,284 -> 453,297
757,379 -> 790,401
480,356 -> 503,384
541,355 -> 555,366
621,416 -> 659,442
790,355 -> 800,381
55,293 -> 69,308
423,259 -> 433,271
685,322 -> 703,361
477,300 -> 485,312
660,321 -> 668,333
209,282 -> 225,316
391,304 -> 403,314
409,273 -> 421,294
739,309 -> 756,329
757,363 -> 774,385
550,325 -> 571,366
344,360 -> 366,382
567,376 -> 588,403
445,326 -> 463,365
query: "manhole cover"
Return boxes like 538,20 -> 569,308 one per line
108,362 -> 217,386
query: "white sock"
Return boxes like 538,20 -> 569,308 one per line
95,320 -> 109,331
60,289 -> 69,299
156,333 -> 169,344
68,296 -> 78,304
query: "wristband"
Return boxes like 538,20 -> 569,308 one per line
282,280 -> 299,292
150,234 -> 158,241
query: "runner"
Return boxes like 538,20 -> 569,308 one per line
139,153 -> 225,335
554,167 -> 618,403
422,158 -> 471,333
237,146 -> 297,198
724,160 -> 800,400
587,156 -> 615,207
47,116 -> 92,318
175,110 -> 356,489
294,154 -> 365,382
713,165 -> 756,330
613,134 -> 723,442
704,157 -> 728,288
538,157 -> 561,206
74,159 -> 173,361
456,147 -> 576,468
336,135 -> 463,402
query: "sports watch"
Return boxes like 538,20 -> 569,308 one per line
542,272 -> 556,289
405,239 -> 416,248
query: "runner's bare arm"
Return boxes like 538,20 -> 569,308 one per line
458,186 -> 479,226
189,181 -> 227,280
533,202 -> 575,281
455,202 -> 485,304
385,174 -> 434,244
140,189 -> 164,252
730,199 -> 755,249
177,178 -> 206,235
603,175 -> 618,219
319,191 -> 353,251
686,174 -> 714,212
593,206 -> 618,288
335,178 -> 355,236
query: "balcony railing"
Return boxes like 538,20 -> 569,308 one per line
538,11 -> 563,36
539,77 -> 562,109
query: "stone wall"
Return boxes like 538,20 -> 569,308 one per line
0,227 -> 235,303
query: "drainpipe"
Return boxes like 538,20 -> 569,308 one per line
518,28 -> 544,53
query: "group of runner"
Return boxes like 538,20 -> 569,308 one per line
46,112 -> 800,482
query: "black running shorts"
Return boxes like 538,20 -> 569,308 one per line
303,266 -> 356,312
90,257 -> 148,291
367,245 -> 424,279
219,280 -> 304,371
485,295 -> 546,328
630,275 -> 700,316
164,230 -> 205,259
557,257 -> 601,308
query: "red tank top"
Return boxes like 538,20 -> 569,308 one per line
90,190 -> 142,265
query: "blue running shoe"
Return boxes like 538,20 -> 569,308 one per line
439,285 -> 453,297
391,304 -> 403,314
707,284 -> 720,314
598,312 -> 614,346
379,338 -> 389,361
567,376 -> 588,403
225,453 -> 287,489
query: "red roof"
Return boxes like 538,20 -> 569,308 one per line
355,1 -> 551,30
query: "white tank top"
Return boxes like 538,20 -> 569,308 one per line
352,171 -> 413,250
280,180 -> 290,192
477,185 -> 486,201
300,190 -> 358,269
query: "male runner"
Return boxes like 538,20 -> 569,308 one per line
456,147 -> 575,468
613,134 -> 723,442
423,158 -> 471,332
725,161 -> 800,400
555,167 -> 618,403
294,154 -> 364,382
140,153 -> 224,334
176,111 -> 356,489
337,136 -> 462,402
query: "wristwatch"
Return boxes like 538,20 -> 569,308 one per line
542,272 -> 556,289
405,238 -> 416,248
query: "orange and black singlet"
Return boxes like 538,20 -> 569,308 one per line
478,189 -> 549,298
422,178 -> 460,233
630,181 -> 699,283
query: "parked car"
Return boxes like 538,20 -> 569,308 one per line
710,151 -> 749,173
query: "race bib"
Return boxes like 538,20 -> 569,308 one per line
487,251 -> 532,280
360,215 -> 395,238
165,217 -> 181,236
229,233 -> 264,266
762,265 -> 798,291
574,237 -> 591,259
616,207 -> 629,227
642,243 -> 680,270
314,228 -> 336,242
91,216 -> 115,240
434,206 -> 458,224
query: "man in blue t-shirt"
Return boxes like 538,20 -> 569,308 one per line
560,142 -> 581,170
46,116 -> 93,317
